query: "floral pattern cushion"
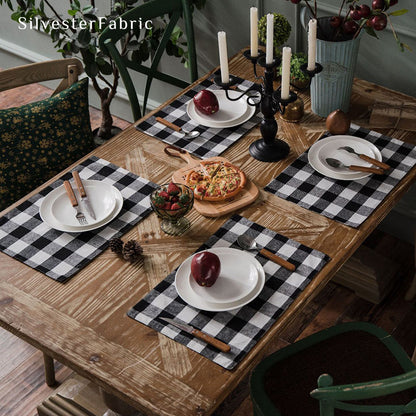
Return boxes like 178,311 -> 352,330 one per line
0,78 -> 95,211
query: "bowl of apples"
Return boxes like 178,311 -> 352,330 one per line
150,182 -> 194,236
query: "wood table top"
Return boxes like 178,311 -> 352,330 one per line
0,51 -> 415,416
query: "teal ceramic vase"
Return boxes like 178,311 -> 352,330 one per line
311,34 -> 361,117
301,11 -> 361,117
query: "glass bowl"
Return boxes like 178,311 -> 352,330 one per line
150,182 -> 194,235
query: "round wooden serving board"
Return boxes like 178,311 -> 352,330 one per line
165,146 -> 259,218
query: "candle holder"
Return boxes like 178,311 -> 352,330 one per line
214,49 -> 297,162
300,62 -> 323,81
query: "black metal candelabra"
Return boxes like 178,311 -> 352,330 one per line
214,49 -> 322,162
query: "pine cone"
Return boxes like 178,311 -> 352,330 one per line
109,237 -> 124,255
122,240 -> 143,262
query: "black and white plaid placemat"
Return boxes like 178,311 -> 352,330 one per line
0,156 -> 157,282
128,214 -> 329,370
136,76 -> 262,159
265,124 -> 416,228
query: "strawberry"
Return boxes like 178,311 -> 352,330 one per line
171,203 -> 181,210
167,182 -> 180,196
163,201 -> 172,210
159,190 -> 169,200
152,195 -> 165,208
171,196 -> 179,203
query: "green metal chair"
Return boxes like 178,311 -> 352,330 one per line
99,0 -> 198,121
250,322 -> 416,416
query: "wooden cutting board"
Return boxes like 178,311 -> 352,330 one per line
165,146 -> 259,217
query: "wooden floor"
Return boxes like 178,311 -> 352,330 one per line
0,81 -> 415,416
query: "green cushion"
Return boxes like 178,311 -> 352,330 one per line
0,78 -> 95,211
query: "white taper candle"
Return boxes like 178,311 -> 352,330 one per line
307,18 -> 317,71
281,46 -> 292,100
217,31 -> 229,84
265,13 -> 274,64
250,7 -> 258,57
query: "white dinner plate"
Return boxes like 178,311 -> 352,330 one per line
189,90 -> 248,124
39,181 -> 123,233
188,248 -> 259,304
308,135 -> 383,180
175,247 -> 265,312
186,90 -> 256,128
50,180 -> 116,227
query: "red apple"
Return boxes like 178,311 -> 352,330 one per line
191,251 -> 221,287
193,90 -> 219,116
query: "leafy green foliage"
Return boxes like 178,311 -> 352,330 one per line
258,13 -> 291,56
0,0 -> 206,136
0,0 -> 205,91
279,52 -> 309,82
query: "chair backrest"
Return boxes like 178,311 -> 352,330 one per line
99,0 -> 198,121
311,370 -> 416,416
250,322 -> 416,416
0,58 -> 83,95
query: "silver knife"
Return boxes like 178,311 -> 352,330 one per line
160,317 -> 231,353
72,171 -> 96,220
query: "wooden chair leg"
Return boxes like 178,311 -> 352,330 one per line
43,353 -> 57,387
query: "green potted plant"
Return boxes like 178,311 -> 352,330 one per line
279,52 -> 310,89
0,0 -> 205,141
258,12 -> 291,58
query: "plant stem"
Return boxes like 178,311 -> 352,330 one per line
304,0 -> 317,20
44,0 -> 76,33
353,19 -> 366,39
338,0 -> 346,17
304,0 -> 328,40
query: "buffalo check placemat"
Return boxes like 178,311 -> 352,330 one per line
265,124 -> 416,228
128,214 -> 329,370
136,76 -> 262,159
0,156 -> 157,282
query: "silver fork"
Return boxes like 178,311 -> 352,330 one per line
63,180 -> 88,225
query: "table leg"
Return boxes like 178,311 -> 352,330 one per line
404,230 -> 416,301
43,353 -> 57,387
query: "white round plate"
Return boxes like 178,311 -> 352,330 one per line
39,182 -> 123,233
175,247 -> 265,312
50,180 -> 116,227
308,135 -> 383,181
187,90 -> 256,128
188,248 -> 259,304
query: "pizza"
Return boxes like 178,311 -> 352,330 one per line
185,160 -> 246,202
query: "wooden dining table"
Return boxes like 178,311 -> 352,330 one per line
0,50 -> 415,416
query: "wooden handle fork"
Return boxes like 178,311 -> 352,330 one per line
349,165 -> 385,175
358,154 -> 390,171
63,181 -> 78,207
